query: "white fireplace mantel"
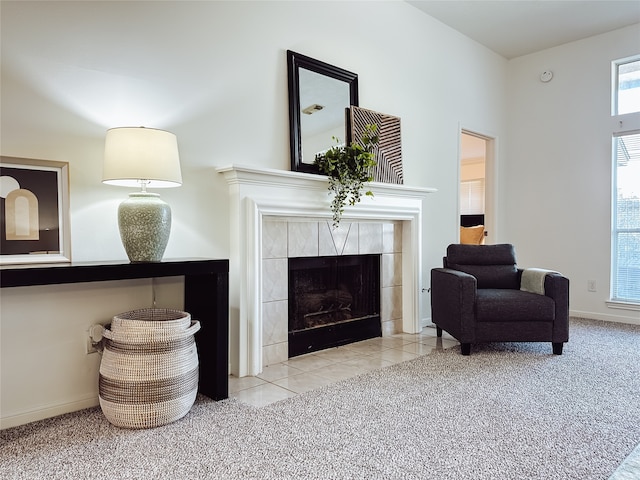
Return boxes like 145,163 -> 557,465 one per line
217,164 -> 436,377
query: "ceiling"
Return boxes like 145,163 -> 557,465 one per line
407,1 -> 640,59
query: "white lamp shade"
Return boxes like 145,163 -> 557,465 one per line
103,127 -> 182,188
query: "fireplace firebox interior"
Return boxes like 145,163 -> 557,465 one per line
288,254 -> 381,357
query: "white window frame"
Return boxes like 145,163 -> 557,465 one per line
609,55 -> 640,310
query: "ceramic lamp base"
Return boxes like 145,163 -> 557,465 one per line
118,192 -> 171,262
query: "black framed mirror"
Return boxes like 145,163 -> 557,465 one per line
287,50 -> 359,174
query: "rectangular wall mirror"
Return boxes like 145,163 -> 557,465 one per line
287,50 -> 359,174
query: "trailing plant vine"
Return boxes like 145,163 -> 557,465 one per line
314,124 -> 379,228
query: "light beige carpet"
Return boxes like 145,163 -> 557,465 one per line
1,318 -> 639,479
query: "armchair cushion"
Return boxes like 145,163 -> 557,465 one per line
476,289 -> 556,322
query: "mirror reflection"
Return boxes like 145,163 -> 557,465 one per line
299,68 -> 351,164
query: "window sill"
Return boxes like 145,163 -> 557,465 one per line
606,301 -> 640,312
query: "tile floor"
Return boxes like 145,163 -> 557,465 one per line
229,325 -> 460,407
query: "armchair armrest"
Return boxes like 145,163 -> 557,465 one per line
545,273 -> 570,342
516,268 -> 569,341
430,268 -> 477,341
544,273 -> 569,301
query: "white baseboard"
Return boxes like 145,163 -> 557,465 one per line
570,309 -> 640,326
421,317 -> 433,328
1,395 -> 99,430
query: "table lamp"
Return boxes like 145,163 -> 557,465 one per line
102,127 -> 182,262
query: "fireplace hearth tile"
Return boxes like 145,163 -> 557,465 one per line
288,222 -> 319,257
418,335 -> 459,349
263,341 -> 288,366
318,222 -> 338,256
342,223 -> 359,255
341,356 -> 395,372
381,319 -> 398,336
229,324 -> 459,407
400,342 -> 438,356
378,348 -> 419,363
377,336 -> 413,348
382,253 -> 402,287
321,221 -> 358,256
232,382 -> 297,407
358,223 -> 384,254
262,258 -> 288,302
313,346 -> 364,362
283,353 -> 333,372
256,363 -> 304,382
342,341 -> 390,355
262,300 -> 288,346
309,362 -> 372,382
383,222 -> 402,253
263,219 -> 288,259
382,285 -> 403,321
228,375 -> 266,394
272,372 -> 335,394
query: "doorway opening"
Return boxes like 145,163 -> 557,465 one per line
459,130 -> 494,244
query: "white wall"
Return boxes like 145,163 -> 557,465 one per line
5,1 -> 634,428
504,24 -> 640,325
1,0 -> 508,427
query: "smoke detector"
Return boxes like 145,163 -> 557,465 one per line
540,71 -> 553,83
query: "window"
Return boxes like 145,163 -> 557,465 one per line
615,58 -> 640,115
612,133 -> 640,303
612,56 -> 640,304
460,179 -> 484,215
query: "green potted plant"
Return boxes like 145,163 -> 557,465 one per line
314,124 -> 379,228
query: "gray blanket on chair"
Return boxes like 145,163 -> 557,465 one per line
521,268 -> 559,295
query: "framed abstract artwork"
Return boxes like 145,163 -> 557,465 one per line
0,156 -> 71,264
349,106 -> 404,185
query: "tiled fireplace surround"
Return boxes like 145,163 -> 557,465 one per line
218,165 -> 435,377
261,218 -> 402,365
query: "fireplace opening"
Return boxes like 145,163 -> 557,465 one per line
288,254 -> 381,357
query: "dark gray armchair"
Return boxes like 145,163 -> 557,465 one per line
430,244 -> 569,355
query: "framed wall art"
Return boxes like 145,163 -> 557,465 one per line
349,106 -> 404,185
0,156 -> 71,264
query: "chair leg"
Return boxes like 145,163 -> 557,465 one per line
461,343 -> 471,356
552,342 -> 563,355
436,326 -> 442,338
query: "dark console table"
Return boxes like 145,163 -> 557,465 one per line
0,258 -> 229,400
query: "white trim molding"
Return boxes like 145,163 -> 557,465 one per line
571,309 -> 640,326
605,301 -> 640,312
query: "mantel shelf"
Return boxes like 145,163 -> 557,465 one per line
216,164 -> 437,198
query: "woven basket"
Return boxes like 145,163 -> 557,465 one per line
99,309 -> 200,429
